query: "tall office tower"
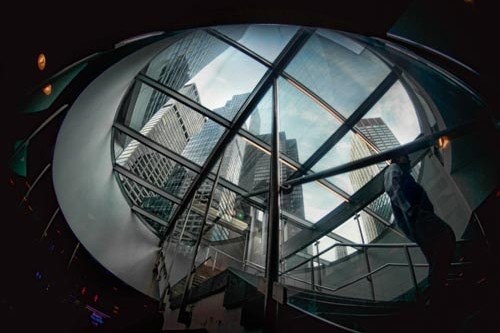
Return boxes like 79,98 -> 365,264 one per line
285,29 -> 389,118
116,84 -> 205,233
239,131 -> 305,221
238,128 -> 306,263
349,117 -> 400,243
172,93 -> 251,241
119,28 -> 247,136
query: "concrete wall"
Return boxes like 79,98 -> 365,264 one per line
52,33 -> 186,298
163,292 -> 246,333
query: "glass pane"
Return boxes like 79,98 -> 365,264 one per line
284,241 -> 368,296
214,24 -> 299,62
174,179 -> 214,239
285,29 -> 391,118
332,215 -> 364,244
278,77 -> 342,163
315,235 -> 356,263
314,130 -> 384,194
363,195 -> 393,235
247,205 -> 268,269
180,116 -> 227,166
282,217 -> 305,243
208,186 -> 250,236
222,134 -> 271,196
243,87 -> 272,143
280,163 -> 306,221
356,80 -> 421,146
146,30 -> 267,119
282,242 -> 315,281
115,134 -> 198,199
115,81 -> 207,156
118,174 -> 177,234
283,172 -> 345,223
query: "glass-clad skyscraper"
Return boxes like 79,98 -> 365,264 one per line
350,117 -> 400,242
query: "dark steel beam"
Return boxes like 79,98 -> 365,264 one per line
137,73 -> 232,129
264,77 -> 280,332
289,69 -> 399,179
160,28 -> 315,246
284,118 -> 486,188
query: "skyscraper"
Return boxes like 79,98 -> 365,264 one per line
350,117 -> 400,243
118,28 -> 247,140
238,127 -> 306,263
172,93 -> 251,241
116,84 -> 205,234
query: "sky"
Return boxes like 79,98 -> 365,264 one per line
149,24 -> 422,250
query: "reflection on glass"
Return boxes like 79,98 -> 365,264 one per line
118,174 -> 177,235
172,179 -> 214,239
180,114 -> 226,167
247,205 -> 267,268
214,24 -> 299,62
285,175 -> 344,223
357,80 -> 420,145
278,77 -> 342,163
146,29 -> 267,119
313,130 -> 382,194
282,244 -> 314,276
332,215 -> 363,243
243,87 -> 273,142
116,81 -> 207,156
115,134 -> 197,199
222,134 -> 271,197
315,235 -> 357,263
285,30 -> 390,118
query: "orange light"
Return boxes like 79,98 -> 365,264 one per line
42,83 -> 52,96
37,53 -> 47,71
437,136 -> 450,149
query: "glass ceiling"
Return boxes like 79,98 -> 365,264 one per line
113,24 -> 422,263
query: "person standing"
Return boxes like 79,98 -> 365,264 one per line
384,154 -> 456,318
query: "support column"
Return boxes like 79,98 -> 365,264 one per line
264,78 -> 281,333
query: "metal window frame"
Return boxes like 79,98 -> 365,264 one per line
159,27 -> 315,246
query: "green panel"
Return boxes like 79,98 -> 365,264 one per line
9,141 -> 27,177
22,62 -> 87,114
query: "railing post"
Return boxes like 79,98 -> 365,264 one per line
404,245 -> 419,300
356,213 -> 375,300
212,250 -> 218,271
242,230 -> 249,271
363,247 -> 376,300
314,241 -> 322,290
310,258 -> 315,291
177,152 -> 226,326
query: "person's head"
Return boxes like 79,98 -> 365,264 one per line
391,154 -> 411,172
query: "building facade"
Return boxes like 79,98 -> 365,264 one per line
349,117 -> 400,243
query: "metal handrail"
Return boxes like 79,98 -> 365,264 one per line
280,239 -> 470,276
280,242 -> 411,276
284,259 -> 471,297
163,238 -> 473,304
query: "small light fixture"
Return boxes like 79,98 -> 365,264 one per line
42,83 -> 52,96
37,53 -> 47,71
437,136 -> 450,149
